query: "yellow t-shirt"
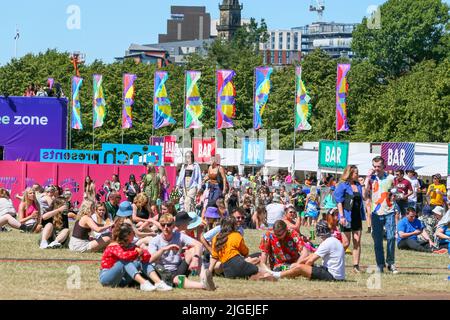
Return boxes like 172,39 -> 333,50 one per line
211,232 -> 249,264
427,184 -> 446,206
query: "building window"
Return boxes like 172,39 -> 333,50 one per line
278,56 -> 282,64
271,43 -> 275,50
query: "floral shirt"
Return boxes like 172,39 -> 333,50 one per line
259,230 -> 305,268
101,244 -> 151,270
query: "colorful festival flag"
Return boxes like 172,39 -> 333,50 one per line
47,78 -> 54,90
295,67 -> 312,131
336,64 -> 351,132
122,74 -> 137,129
253,67 -> 273,130
185,71 -> 204,129
154,71 -> 176,130
93,74 -> 106,128
71,76 -> 83,130
216,70 -> 236,130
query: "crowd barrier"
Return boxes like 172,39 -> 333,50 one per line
0,161 -> 176,209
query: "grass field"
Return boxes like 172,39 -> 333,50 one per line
0,223 -> 449,300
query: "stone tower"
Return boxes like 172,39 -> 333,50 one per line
217,0 -> 243,41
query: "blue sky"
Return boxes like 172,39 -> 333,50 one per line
0,0 -> 444,66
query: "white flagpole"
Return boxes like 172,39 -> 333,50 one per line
14,27 -> 19,59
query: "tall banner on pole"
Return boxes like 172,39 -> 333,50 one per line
93,74 -> 106,128
154,71 -> 176,130
122,74 -> 137,129
253,67 -> 273,130
185,71 -> 204,129
336,64 -> 351,133
71,76 -> 83,130
295,67 -> 312,131
216,70 -> 236,130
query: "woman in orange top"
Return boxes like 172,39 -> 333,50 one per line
211,216 -> 275,281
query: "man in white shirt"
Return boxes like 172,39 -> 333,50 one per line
405,169 -> 420,212
266,194 -> 285,228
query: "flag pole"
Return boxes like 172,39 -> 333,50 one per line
121,75 -> 124,145
215,69 -> 218,151
183,71 -> 187,157
293,67 -> 298,178
14,26 -> 18,59
69,77 -> 72,150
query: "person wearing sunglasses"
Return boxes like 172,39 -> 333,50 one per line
148,214 -> 216,290
282,205 -> 301,233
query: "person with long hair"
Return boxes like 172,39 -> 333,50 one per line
69,200 -> 112,253
110,174 -> 121,194
304,186 -> 320,228
83,176 -> 96,202
252,206 -> 268,230
99,221 -> 173,291
0,188 -> 22,231
204,154 -> 227,207
132,193 -> 160,231
17,188 -> 42,233
176,151 -> 202,212
143,164 -> 160,204
158,167 -> 170,202
39,197 -> 70,249
123,174 -> 140,203
334,165 -> 366,273
91,202 -> 113,239
211,216 -> 275,280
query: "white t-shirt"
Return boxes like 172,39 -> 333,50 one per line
405,177 -> 419,202
315,236 -> 345,280
0,198 -> 16,217
266,203 -> 285,225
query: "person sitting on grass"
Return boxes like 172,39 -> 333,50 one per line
263,220 -> 346,281
91,202 -> 113,240
259,220 -> 311,273
282,205 -> 301,232
99,221 -> 172,292
148,213 -> 216,291
69,200 -> 112,253
39,197 -> 70,249
435,213 -> 450,251
252,206 -> 268,230
18,188 -> 42,233
418,206 -> 444,246
0,188 -> 22,231
397,207 -> 446,254
210,216 -> 276,281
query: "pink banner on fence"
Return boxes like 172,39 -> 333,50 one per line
87,165 -> 119,203
117,166 -> 146,200
0,161 -> 26,209
57,163 -> 86,209
25,162 -> 58,190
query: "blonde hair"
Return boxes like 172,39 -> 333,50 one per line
77,200 -> 94,221
159,214 -> 175,224
22,187 -> 40,212
340,165 -> 358,182
133,193 -> 148,209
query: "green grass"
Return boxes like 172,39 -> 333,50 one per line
0,223 -> 449,300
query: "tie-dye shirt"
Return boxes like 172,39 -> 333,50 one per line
369,173 -> 395,216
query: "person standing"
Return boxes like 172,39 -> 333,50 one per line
405,170 -> 420,213
176,151 -> 202,213
393,170 -> 413,217
364,156 -> 399,274
426,174 -> 446,210
334,165 -> 366,273
123,174 -> 140,203
83,176 -> 96,202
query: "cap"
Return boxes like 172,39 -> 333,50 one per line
316,220 -> 331,238
433,173 -> 442,180
116,201 -> 133,217
432,206 -> 445,216
205,207 -> 220,219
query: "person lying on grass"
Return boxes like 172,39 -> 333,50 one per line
148,213 -> 216,291
262,220 -> 346,282
210,216 -> 276,281
99,220 -> 173,292
39,197 -> 70,249
68,200 -> 112,253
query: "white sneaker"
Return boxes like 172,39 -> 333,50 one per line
39,241 -> 48,249
140,281 -> 156,292
201,269 -> 216,291
155,281 -> 173,291
47,241 -> 61,249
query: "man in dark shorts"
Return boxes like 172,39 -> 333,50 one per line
148,214 -> 216,290
264,221 -> 345,282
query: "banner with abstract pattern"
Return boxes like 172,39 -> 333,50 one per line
93,74 -> 106,128
185,71 -> 204,129
71,76 -> 83,130
154,71 -> 176,130
122,74 -> 137,129
253,67 -> 273,130
295,67 -> 312,131
336,64 -> 351,132
216,70 -> 236,130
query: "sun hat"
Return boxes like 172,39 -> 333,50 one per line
175,211 -> 192,227
205,207 -> 220,219
187,212 -> 203,230
432,206 -> 445,216
116,201 -> 133,217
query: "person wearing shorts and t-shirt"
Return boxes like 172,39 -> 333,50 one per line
426,174 -> 446,210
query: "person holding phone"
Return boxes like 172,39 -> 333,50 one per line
426,174 -> 446,210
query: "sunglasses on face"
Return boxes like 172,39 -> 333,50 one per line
235,216 -> 244,221
161,223 -> 174,228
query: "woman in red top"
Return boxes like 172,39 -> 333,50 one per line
99,220 -> 173,291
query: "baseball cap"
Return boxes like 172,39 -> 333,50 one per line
316,220 -> 331,238
432,173 -> 442,180
116,201 -> 133,217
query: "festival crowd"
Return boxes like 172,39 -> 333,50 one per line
0,153 -> 449,292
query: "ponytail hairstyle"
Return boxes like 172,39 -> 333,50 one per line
112,220 -> 134,247
52,197 -> 67,230
213,216 -> 238,253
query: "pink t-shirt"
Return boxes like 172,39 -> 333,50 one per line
25,202 -> 38,218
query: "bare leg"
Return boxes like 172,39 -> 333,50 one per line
342,231 -> 351,250
352,231 -> 362,266
173,275 -> 204,289
279,264 -> 312,279
0,215 -> 21,229
55,229 -> 70,244
89,236 -> 111,252
41,223 -> 54,242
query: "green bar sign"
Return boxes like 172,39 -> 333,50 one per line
318,140 -> 349,170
